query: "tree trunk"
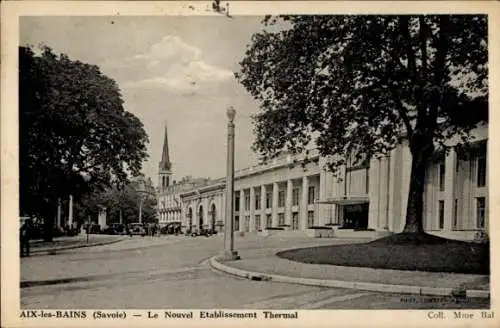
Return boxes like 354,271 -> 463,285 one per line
42,203 -> 54,242
403,137 -> 434,233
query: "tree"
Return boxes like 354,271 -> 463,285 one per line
236,15 -> 487,234
75,179 -> 157,227
105,178 -> 157,225
19,45 -> 149,240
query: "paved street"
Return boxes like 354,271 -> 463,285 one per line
21,235 -> 489,309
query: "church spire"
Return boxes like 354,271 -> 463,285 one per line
159,124 -> 172,171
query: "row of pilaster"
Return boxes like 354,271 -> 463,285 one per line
234,175 -> 318,232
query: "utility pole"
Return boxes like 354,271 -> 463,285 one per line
68,195 -> 73,228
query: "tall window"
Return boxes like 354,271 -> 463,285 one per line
439,163 -> 445,192
292,188 -> 300,206
365,168 -> 370,194
278,191 -> 285,207
266,214 -> 272,228
476,197 -> 486,229
278,213 -> 285,226
292,213 -> 299,230
477,155 -> 487,187
255,215 -> 261,231
255,191 -> 261,210
438,200 -> 445,229
266,192 -> 272,209
235,194 -> 240,211
453,199 -> 459,229
244,193 -> 250,211
234,216 -> 240,231
308,186 -> 315,204
307,211 -> 315,228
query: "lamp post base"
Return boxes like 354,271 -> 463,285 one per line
218,250 -> 240,261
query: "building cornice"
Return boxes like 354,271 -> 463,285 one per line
181,182 -> 226,200
233,149 -> 320,180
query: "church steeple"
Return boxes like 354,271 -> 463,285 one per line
159,125 -> 172,171
158,123 -> 172,190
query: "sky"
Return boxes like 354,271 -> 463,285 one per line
20,16 -> 272,185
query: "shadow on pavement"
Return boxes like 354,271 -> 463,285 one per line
21,277 -> 94,288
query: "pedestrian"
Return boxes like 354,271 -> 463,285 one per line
20,219 -> 32,257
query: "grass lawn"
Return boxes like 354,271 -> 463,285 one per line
277,233 -> 489,274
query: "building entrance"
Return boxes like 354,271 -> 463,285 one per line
342,203 -> 369,229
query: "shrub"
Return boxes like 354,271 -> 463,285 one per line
66,228 -> 79,237
473,231 -> 489,244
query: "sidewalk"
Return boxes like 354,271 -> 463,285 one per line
29,234 -> 126,255
211,244 -> 490,299
21,235 -> 189,283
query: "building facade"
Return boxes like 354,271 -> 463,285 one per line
157,124 -> 488,241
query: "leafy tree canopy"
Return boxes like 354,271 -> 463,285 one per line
237,15 -> 487,168
75,178 -> 157,226
19,45 -> 149,237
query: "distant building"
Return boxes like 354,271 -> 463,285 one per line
157,123 -> 488,241
156,125 -> 213,228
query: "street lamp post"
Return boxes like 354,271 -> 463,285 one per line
219,106 -> 240,261
137,178 -> 147,225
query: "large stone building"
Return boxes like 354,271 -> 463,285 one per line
157,123 -> 488,241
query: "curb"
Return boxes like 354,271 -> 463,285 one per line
466,289 -> 490,299
210,256 -> 490,299
30,238 -> 126,255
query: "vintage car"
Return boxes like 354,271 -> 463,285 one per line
82,223 -> 102,234
102,223 -> 126,235
128,223 -> 146,237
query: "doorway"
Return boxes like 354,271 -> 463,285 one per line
210,204 -> 216,231
342,203 -> 369,229
188,207 -> 193,230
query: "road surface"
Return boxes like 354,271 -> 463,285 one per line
21,235 -> 489,309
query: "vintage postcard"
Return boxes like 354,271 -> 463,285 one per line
1,1 -> 499,327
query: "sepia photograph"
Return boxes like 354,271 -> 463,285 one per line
2,1 -> 498,327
